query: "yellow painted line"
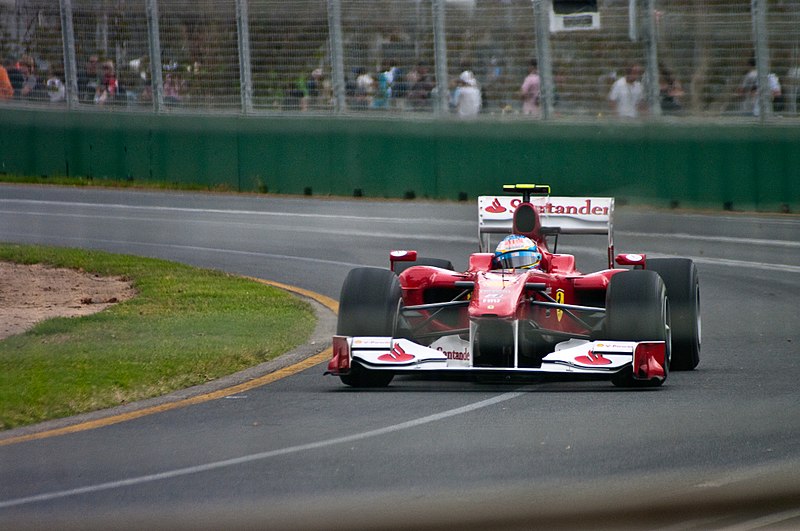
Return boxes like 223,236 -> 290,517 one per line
0,279 -> 338,447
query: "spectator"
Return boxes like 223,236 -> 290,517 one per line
483,55 -> 505,112
407,62 -> 434,111
94,60 -> 119,105
46,67 -> 66,103
163,72 -> 187,105
372,61 -> 397,109
77,54 -> 99,103
786,65 -> 800,115
452,70 -> 481,117
608,64 -> 644,118
0,61 -> 12,100
737,57 -> 781,117
18,55 -> 44,100
659,63 -> 684,114
520,58 -> 541,117
5,58 -> 23,98
305,68 -> 331,110
137,79 -> 153,106
282,78 -> 305,111
354,66 -> 375,109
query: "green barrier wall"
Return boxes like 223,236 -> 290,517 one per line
1,108 -> 798,211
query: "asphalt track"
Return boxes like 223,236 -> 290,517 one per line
1,184 -> 799,530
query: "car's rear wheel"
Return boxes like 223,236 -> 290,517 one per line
647,258 -> 701,371
605,270 -> 670,387
336,267 -> 400,387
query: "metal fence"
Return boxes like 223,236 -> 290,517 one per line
1,0 -> 798,122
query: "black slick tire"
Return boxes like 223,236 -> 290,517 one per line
647,258 -> 701,371
336,267 -> 400,387
605,270 -> 670,387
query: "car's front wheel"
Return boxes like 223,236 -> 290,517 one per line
336,267 -> 400,387
647,258 -> 701,371
605,270 -> 671,387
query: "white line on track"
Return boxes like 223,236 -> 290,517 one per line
0,198 -> 469,225
3,199 -> 798,245
619,231 -> 800,249
0,391 -> 524,509
4,231 -> 800,275
0,210 -> 477,243
0,232 -> 368,269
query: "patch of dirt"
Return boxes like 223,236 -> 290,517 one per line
0,262 -> 136,340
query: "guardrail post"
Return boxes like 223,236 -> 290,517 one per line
327,0 -> 346,113
644,0 -> 661,116
432,0 -> 449,115
532,0 -> 554,120
236,0 -> 254,114
145,0 -> 165,112
58,0 -> 79,109
752,0 -> 772,121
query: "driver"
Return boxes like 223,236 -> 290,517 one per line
494,234 -> 542,269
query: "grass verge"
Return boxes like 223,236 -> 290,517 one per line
0,243 -> 315,430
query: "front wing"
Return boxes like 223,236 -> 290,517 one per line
328,335 -> 667,381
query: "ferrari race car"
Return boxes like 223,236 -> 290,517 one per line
327,184 -> 701,388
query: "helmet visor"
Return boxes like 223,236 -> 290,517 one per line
497,250 -> 541,269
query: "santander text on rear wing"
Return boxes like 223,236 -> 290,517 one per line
478,194 -> 615,266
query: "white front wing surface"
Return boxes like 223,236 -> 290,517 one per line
330,335 -> 666,380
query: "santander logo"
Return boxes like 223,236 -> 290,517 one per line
483,197 -> 610,216
575,350 -> 612,365
378,343 -> 415,363
485,198 -> 507,213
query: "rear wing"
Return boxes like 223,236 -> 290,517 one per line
478,195 -> 615,266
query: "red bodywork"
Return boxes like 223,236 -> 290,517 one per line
398,249 -> 615,340
328,188 -> 668,385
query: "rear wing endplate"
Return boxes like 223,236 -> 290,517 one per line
478,195 -> 615,266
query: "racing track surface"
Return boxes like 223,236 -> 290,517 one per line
1,185 -> 799,529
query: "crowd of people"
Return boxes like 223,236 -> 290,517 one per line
0,53 -> 177,107
0,51 -> 790,118
0,54 -> 127,105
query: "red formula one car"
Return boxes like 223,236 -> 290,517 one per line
327,184 -> 701,388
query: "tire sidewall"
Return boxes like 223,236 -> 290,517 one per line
647,258 -> 701,371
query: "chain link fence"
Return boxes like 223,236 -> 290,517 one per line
1,0 -> 798,121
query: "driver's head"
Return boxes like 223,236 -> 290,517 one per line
495,235 -> 542,269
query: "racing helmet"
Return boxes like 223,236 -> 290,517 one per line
494,235 -> 542,269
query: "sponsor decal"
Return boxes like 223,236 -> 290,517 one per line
353,338 -> 391,347
483,198 -> 610,217
555,289 -> 565,321
485,198 -> 507,213
430,335 -> 471,367
575,350 -> 612,365
592,342 -> 636,353
436,346 -> 470,361
378,343 -> 415,363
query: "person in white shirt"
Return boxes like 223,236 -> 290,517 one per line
608,64 -> 644,118
452,70 -> 481,117
738,58 -> 782,117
